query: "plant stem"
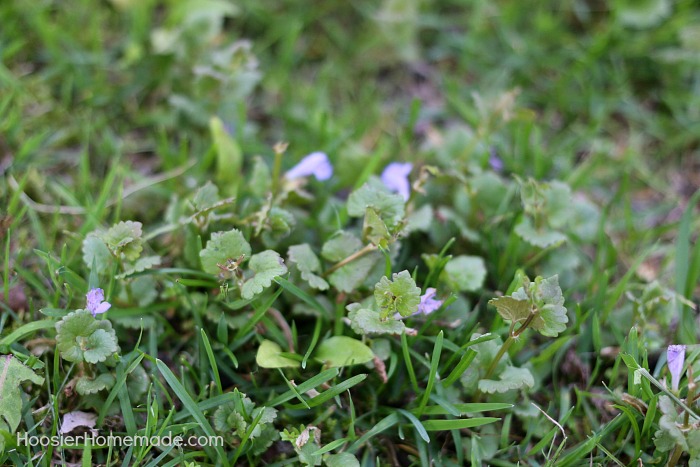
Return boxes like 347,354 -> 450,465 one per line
484,334 -> 515,380
324,244 -> 377,276
485,310 -> 536,379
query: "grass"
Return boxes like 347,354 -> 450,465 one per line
1,0 -> 700,465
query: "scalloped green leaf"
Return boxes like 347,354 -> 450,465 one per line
321,231 -> 362,262
322,232 -> 381,293
363,208 -> 391,248
478,366 -> 534,394
288,244 -> 329,290
241,250 -> 287,299
347,182 -> 405,227
192,181 -> 220,211
440,255 -> 487,292
255,340 -> 300,368
115,255 -> 162,279
529,275 -> 568,337
101,221 -> 144,261
55,310 -> 119,363
199,229 -> 252,277
82,234 -> 113,271
75,373 -> 116,395
488,296 -> 531,325
0,355 -> 44,439
514,218 -> 567,248
315,336 -> 374,367
374,270 -> 421,319
347,303 -> 405,335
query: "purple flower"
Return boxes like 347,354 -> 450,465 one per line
488,147 -> 504,172
418,287 -> 444,315
86,288 -> 111,317
667,344 -> 686,391
395,288 -> 444,319
285,152 -> 333,181
381,162 -> 413,201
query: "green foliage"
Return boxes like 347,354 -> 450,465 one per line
347,303 -> 406,336
101,221 -> 144,261
315,336 -> 374,367
0,356 -> 44,452
241,250 -> 287,299
478,366 -> 535,394
288,244 -> 329,290
75,373 -> 116,395
374,270 -> 421,319
440,255 -> 487,292
2,0 -> 697,464
199,229 -> 252,278
280,425 -> 322,466
490,275 -> 568,337
347,182 -> 405,228
322,232 -> 381,293
256,340 -> 300,368
55,311 -> 120,364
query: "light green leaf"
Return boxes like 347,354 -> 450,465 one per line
515,218 -> 567,248
0,356 -> 44,437
440,255 -> 486,292
322,232 -> 380,293
374,270 -> 421,319
328,253 -> 380,293
321,232 -> 363,262
488,296 -> 531,324
75,373 -> 116,395
241,250 -> 287,299
529,275 -> 568,337
249,156 -> 272,197
101,221 -> 144,261
615,0 -> 671,28
347,303 -> 405,335
315,337 -> 374,367
363,208 -> 391,248
55,310 -> 120,363
478,366 -> 534,394
255,340 -> 300,368
199,229 -> 252,277
326,452 -> 360,467
210,116 -> 243,196
405,204 -> 433,233
347,182 -> 405,228
82,234 -> 113,271
115,256 -> 161,279
192,181 -> 220,211
288,244 -> 329,290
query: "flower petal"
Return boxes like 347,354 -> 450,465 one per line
380,162 -> 412,201
285,152 -> 333,181
86,288 -> 105,313
418,287 -> 443,315
667,344 -> 686,391
92,302 -> 111,316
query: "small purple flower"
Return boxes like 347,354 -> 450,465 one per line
285,152 -> 333,181
381,162 -> 413,201
86,288 -> 111,317
488,147 -> 504,172
418,287 -> 444,315
395,288 -> 444,319
667,344 -> 686,391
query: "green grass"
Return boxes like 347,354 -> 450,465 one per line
1,0 -> 699,465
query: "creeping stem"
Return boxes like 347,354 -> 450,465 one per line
484,308 -> 537,380
324,244 -> 377,276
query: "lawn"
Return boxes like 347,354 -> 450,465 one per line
1,0 -> 699,465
